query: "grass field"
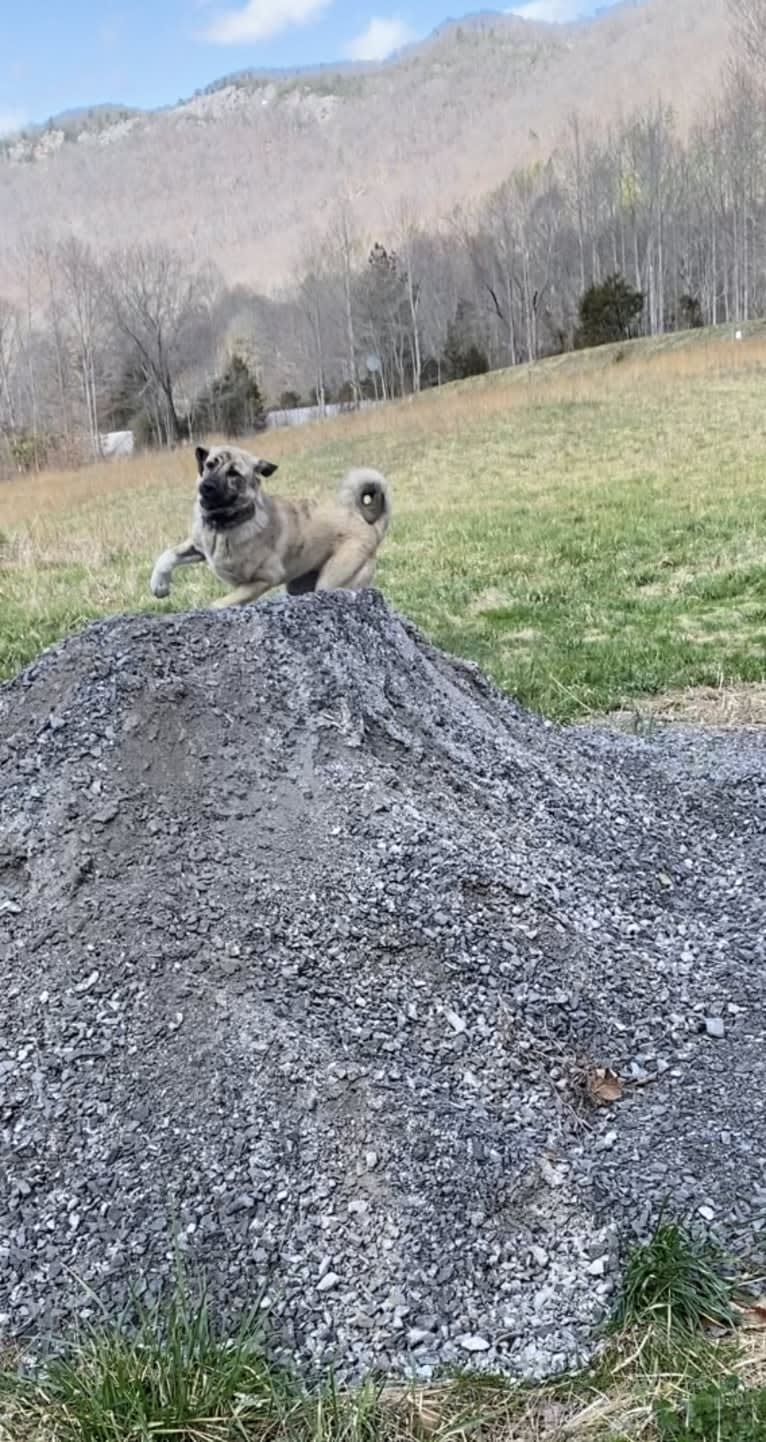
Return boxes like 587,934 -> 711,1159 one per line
1,322 -> 766,721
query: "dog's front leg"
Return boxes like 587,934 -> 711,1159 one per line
210,580 -> 275,610
150,540 -> 204,598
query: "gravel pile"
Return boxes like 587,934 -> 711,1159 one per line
0,589 -> 764,1380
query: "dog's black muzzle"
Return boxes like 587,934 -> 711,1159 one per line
199,478 -> 225,507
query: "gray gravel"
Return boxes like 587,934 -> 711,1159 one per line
0,589 -> 764,1380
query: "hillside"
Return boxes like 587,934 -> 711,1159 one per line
0,0 -> 729,293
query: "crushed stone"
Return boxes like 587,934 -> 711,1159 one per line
0,589 -> 764,1379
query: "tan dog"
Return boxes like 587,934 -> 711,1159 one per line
150,444 -> 392,609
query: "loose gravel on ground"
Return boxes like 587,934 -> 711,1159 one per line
0,589 -> 763,1379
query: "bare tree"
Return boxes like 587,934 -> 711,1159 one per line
56,236 -> 109,456
33,232 -> 76,442
107,242 -> 216,444
730,0 -> 766,73
16,237 -> 45,469
0,299 -> 18,432
567,112 -> 588,297
416,230 -> 463,381
293,232 -> 341,409
462,195 -> 519,365
330,202 -> 361,404
392,203 -> 424,392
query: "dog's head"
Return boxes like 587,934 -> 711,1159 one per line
195,445 -> 278,516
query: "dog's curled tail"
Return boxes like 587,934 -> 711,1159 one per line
338,467 -> 392,528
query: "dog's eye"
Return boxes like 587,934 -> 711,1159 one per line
228,468 -> 241,481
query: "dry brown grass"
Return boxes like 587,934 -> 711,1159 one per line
737,1327 -> 766,1390
5,322 -> 766,532
594,682 -> 766,730
379,1323 -> 766,1442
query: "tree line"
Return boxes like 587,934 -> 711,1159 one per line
1,44 -> 765,471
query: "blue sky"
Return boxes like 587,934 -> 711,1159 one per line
0,0 -> 606,134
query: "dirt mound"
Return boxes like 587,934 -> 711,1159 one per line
0,590 -> 764,1378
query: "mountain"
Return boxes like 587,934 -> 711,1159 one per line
0,0 -> 730,295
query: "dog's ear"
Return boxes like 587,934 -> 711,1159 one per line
255,459 -> 278,478
195,446 -> 209,476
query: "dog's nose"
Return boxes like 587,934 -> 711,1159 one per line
199,478 -> 221,505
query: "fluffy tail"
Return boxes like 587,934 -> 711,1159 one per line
337,467 -> 392,528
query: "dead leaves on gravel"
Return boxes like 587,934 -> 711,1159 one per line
585,1067 -> 625,1107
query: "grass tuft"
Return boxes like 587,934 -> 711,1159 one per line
613,1221 -> 735,1340
0,1274 -> 411,1442
0,1276 -> 282,1441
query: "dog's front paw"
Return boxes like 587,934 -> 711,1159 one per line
150,561 -> 172,598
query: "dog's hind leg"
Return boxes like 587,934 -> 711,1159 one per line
346,558 -> 377,591
315,547 -> 376,592
150,540 -> 204,598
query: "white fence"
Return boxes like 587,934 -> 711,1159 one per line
99,430 -> 135,458
93,401 -> 378,457
266,400 -> 378,429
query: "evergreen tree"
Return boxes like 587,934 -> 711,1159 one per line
677,293 -> 704,330
443,302 -> 489,380
196,354 -> 266,435
576,274 -> 644,348
279,389 -> 302,410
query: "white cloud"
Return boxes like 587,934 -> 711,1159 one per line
344,16 -> 414,61
0,109 -> 26,138
203,0 -> 331,45
507,0 -> 584,19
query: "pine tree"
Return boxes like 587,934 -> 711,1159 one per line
576,274 -> 644,348
196,354 -> 267,435
443,302 -> 489,380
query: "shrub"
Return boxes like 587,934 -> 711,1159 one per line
196,354 -> 267,435
576,273 -> 644,348
279,389 -> 302,410
8,430 -> 44,472
678,293 -> 704,330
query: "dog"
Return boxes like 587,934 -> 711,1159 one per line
150,444 -> 392,609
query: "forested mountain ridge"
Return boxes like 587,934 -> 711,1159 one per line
0,0 -> 729,292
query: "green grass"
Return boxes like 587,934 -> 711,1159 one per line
656,1377 -> 766,1442
2,336 -> 766,718
613,1222 -> 736,1339
0,1279 -> 272,1440
2,1228 -> 763,1442
0,1275 -> 395,1442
